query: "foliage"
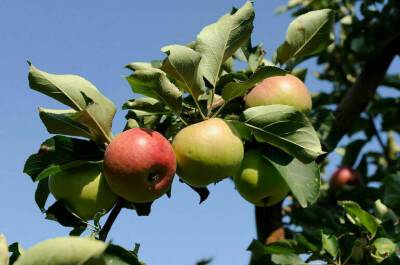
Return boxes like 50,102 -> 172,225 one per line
1,0 -> 398,265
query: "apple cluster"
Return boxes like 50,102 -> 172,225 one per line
48,74 -> 313,219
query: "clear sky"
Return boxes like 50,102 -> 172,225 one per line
0,1 -> 398,265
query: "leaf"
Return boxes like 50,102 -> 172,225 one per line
383,173 -> 400,210
103,244 -> 142,265
126,68 -> 182,113
122,98 -> 168,116
45,200 -> 87,228
275,9 -> 335,64
341,139 -> 367,167
382,74 -> 400,90
23,136 -> 103,182
28,63 -> 116,143
262,147 -> 320,208
125,61 -> 162,71
271,253 -> 304,265
13,237 -> 107,265
321,233 -> 339,258
195,1 -> 254,87
35,160 -> 93,181
184,182 -> 210,204
339,201 -> 381,236
8,243 -> 24,265
0,234 -> 9,265
370,238 -> 397,263
242,105 -> 324,163
227,120 -> 252,141
161,44 -> 204,98
247,239 -> 304,256
222,66 -> 287,103
35,179 -> 50,212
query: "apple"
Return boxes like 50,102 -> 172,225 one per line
329,167 -> 362,190
48,163 -> 118,220
172,118 -> 244,187
233,149 -> 289,206
103,128 -> 176,203
245,74 -> 312,112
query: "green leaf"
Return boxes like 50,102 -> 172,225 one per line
321,233 -> 339,258
28,63 -> 116,143
247,239 -> 304,256
227,120 -> 252,141
242,105 -> 324,163
195,1 -> 254,87
8,243 -> 24,265
103,244 -> 142,265
275,9 -> 335,64
124,119 -> 140,131
122,98 -> 168,116
126,68 -> 182,113
271,253 -> 304,265
23,136 -> 103,182
125,61 -> 162,71
383,173 -> 400,210
382,74 -> 400,90
36,160 -> 95,181
13,237 -> 107,265
35,179 -> 50,212
339,200 -> 381,236
45,200 -> 87,228
370,238 -> 397,263
341,139 -> 367,167
0,234 -> 9,265
161,44 -> 204,98
222,66 -> 286,103
262,147 -> 320,207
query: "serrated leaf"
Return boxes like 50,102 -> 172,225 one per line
28,63 -> 116,143
161,44 -> 204,98
321,233 -> 339,258
195,1 -> 254,87
262,147 -> 320,207
222,66 -> 286,103
23,136 -> 103,182
275,9 -> 335,64
0,234 -> 8,265
122,98 -> 168,116
340,200 -> 381,236
126,68 -> 182,113
242,105 -> 324,163
13,237 -> 107,265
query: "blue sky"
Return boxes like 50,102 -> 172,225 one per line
0,1 -> 398,265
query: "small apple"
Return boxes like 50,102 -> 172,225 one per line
48,163 -> 118,220
329,167 -> 362,190
234,149 -> 289,206
245,74 -> 312,112
103,128 -> 176,203
172,118 -> 244,187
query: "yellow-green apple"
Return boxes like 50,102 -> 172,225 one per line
48,163 -> 118,220
172,118 -> 244,187
245,74 -> 312,112
103,128 -> 176,203
234,149 -> 289,206
329,167 -> 362,190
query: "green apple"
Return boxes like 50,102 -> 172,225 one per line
172,118 -> 244,187
245,74 -> 312,112
48,163 -> 118,220
234,149 -> 289,206
103,128 -> 176,203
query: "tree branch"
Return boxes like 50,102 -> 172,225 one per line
99,197 -> 124,241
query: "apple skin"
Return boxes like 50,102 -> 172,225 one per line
245,74 -> 312,112
233,149 -> 289,206
103,128 -> 176,203
329,167 -> 362,190
172,118 -> 244,187
48,163 -> 118,220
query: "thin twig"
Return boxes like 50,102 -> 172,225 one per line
98,197 -> 125,241
368,114 -> 390,162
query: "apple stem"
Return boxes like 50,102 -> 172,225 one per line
211,103 -> 226,118
193,97 -> 207,120
207,87 -> 216,117
98,197 -> 124,241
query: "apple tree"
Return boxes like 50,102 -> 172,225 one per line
1,1 -> 399,265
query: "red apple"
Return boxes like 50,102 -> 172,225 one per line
329,167 -> 362,190
103,128 -> 176,203
245,74 -> 312,112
